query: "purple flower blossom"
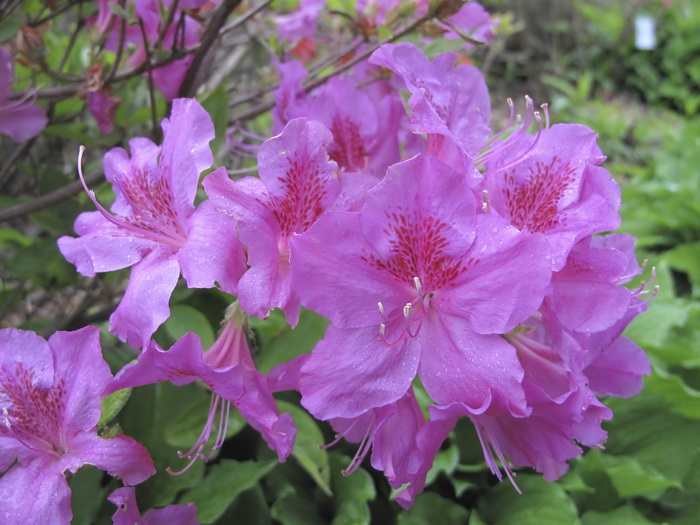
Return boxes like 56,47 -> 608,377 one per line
440,2 -> 499,48
86,90 -> 120,135
330,388 -> 454,509
109,486 -> 199,524
290,154 -> 551,420
0,48 -> 48,142
483,124 -> 621,270
58,98 -> 245,349
106,303 -> 296,471
274,0 -> 325,41
0,327 -> 155,524
205,117 -> 343,325
369,42 -> 491,159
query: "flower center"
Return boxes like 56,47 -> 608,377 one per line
502,156 -> 575,233
266,153 -> 330,237
0,362 -> 66,455
328,113 -> 368,172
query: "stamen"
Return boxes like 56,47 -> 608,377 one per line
379,323 -> 386,337
413,277 -> 422,294
378,301 -> 385,316
341,420 -> 376,476
482,190 -> 490,213
540,103 -> 550,129
403,303 -> 412,319
482,98 -> 515,149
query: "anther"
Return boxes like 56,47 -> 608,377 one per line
403,304 -> 412,318
377,301 -> 384,316
482,190 -> 490,213
413,277 -> 422,293
540,103 -> 550,129
379,323 -> 386,336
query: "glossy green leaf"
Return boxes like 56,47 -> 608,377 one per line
99,387 -> 131,428
476,475 -> 580,525
581,506 -> 657,525
277,401 -> 332,495
164,396 -> 246,449
179,459 -> 276,523
164,304 -> 216,348
398,492 -> 469,524
330,454 -> 376,525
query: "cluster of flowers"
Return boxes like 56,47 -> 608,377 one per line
86,0 -> 222,134
1,22 -> 652,525
275,0 -> 497,61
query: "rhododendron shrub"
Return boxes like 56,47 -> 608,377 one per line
0,0 -> 659,522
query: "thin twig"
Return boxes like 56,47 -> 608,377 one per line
220,0 -> 273,36
29,0 -> 85,27
231,9 -> 437,123
0,169 -> 103,223
57,4 -> 85,72
105,1 -> 128,85
0,140 -> 34,189
139,19 -> 161,143
178,0 -> 243,98
156,0 -> 181,47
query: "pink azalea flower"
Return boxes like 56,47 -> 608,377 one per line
0,48 -> 48,142
106,303 -> 296,471
205,117 -> 345,325
109,486 -> 199,524
440,2 -> 499,48
330,388 -> 454,509
86,90 -> 120,135
58,98 -> 245,349
369,42 -> 491,159
274,0 -> 325,41
0,327 -> 155,524
483,124 -> 621,270
290,154 -> 551,421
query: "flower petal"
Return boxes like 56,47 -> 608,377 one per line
418,312 -> 527,415
48,326 -> 109,433
299,324 -> 420,420
0,459 -> 72,524
109,253 -> 181,349
180,197 -> 245,294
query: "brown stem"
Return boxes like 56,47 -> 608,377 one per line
139,19 -> 161,143
178,0 -> 243,98
0,169 -> 103,223
232,9 -> 437,123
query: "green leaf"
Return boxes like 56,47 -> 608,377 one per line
644,366 -> 700,420
398,492 -> 469,524
601,454 -> 682,499
0,13 -> 22,44
330,454 -> 376,525
476,474 -> 580,525
605,394 -> 700,485
179,459 -> 277,523
0,228 -> 34,248
581,506 -> 658,525
664,242 -> 700,296
201,86 -> 230,158
277,401 -> 332,495
255,309 -> 328,374
163,396 -> 246,449
425,443 -> 459,486
69,466 -> 111,525
271,492 -> 327,525
99,387 -> 131,428
164,304 -> 216,348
